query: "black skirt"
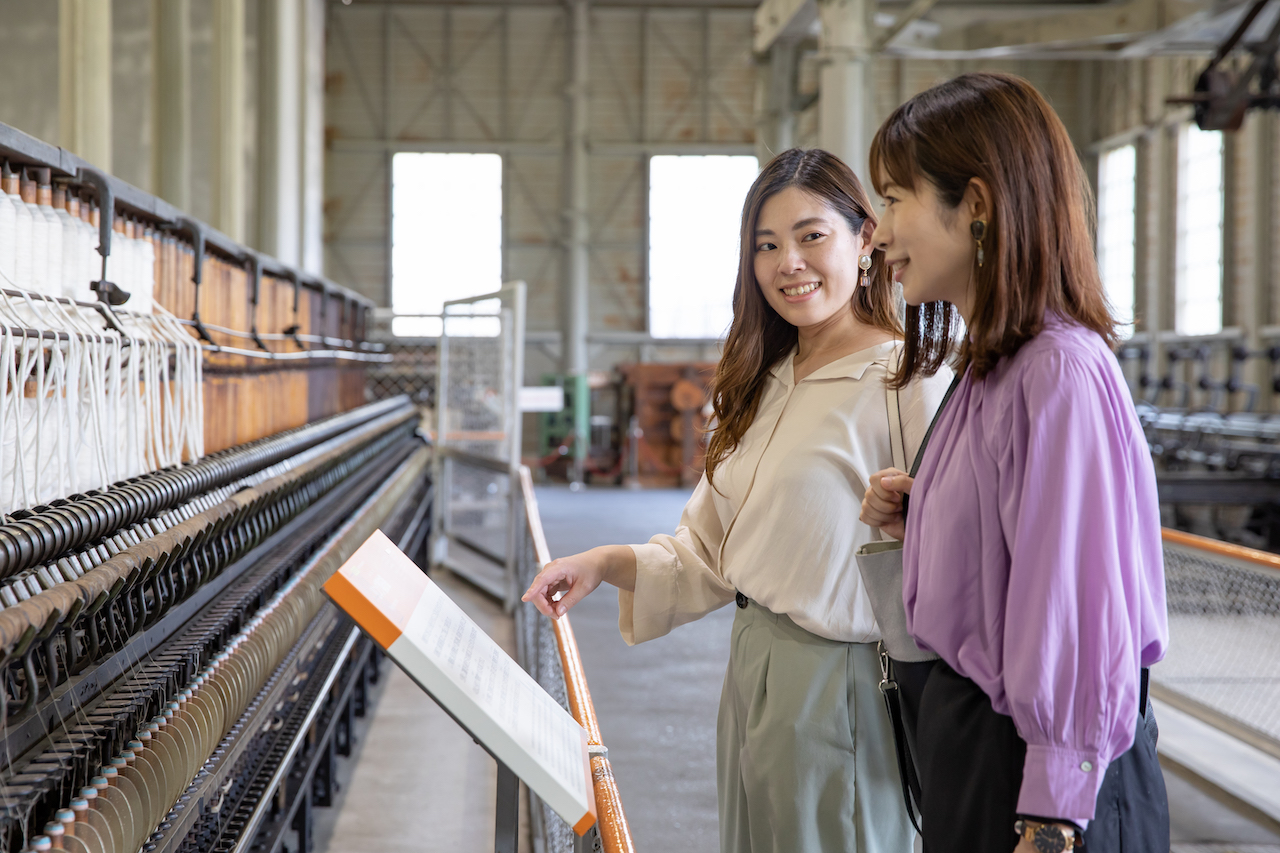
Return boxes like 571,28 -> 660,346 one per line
914,662 -> 1169,853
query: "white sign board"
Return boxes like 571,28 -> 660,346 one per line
518,386 -> 565,412
323,530 -> 597,834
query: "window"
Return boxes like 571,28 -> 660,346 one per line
1175,125 -> 1224,336
391,152 -> 503,336
1097,145 -> 1136,339
648,155 -> 759,339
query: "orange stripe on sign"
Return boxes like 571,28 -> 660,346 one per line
323,530 -> 429,649
573,811 -> 597,836
324,570 -> 405,649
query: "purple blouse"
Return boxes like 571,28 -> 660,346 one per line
902,315 -> 1168,825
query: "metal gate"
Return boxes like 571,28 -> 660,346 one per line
429,281 -> 527,609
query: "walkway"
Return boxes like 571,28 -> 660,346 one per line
536,485 -> 730,853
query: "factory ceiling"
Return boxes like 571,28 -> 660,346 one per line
755,0 -> 1234,59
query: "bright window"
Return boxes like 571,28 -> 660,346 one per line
1175,125 -> 1224,336
1097,145 -> 1136,339
391,152 -> 503,336
648,155 -> 759,339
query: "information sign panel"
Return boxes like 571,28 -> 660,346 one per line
323,530 -> 597,835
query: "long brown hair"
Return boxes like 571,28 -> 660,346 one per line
705,148 -> 901,486
869,72 -> 1116,387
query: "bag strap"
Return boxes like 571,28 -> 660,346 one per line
878,643 -> 924,833
885,351 -> 907,473
909,371 -> 963,478
900,370 -> 963,518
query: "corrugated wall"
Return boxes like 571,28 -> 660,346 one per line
324,2 -> 756,373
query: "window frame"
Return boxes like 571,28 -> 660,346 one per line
389,151 -> 506,338
1173,123 -> 1226,337
644,153 -> 760,341
1096,143 -> 1138,339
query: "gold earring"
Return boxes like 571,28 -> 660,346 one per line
970,220 -> 987,268
858,254 -> 872,287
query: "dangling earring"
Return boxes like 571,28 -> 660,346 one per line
970,220 -> 987,268
858,254 -> 873,287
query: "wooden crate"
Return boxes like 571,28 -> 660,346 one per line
619,362 -> 716,487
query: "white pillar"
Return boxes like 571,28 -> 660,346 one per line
257,0 -> 302,265
214,0 -> 246,241
757,40 -> 797,162
152,0 -> 191,209
301,0 -> 325,275
817,0 -> 874,176
59,0 -> 113,171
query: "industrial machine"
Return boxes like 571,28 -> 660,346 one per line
0,121 -> 431,853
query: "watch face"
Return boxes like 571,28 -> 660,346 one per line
1032,825 -> 1069,853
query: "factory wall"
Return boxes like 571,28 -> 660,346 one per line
324,2 -> 757,377
0,0 -> 320,273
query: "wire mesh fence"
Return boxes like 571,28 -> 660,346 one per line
1156,539 -> 1280,748
430,284 -> 527,609
514,504 -> 578,853
364,342 -> 436,406
439,299 -> 517,461
445,458 -> 511,565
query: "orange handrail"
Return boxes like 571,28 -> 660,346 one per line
1162,527 -> 1280,574
519,466 -> 637,853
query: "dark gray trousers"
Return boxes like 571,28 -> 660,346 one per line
914,662 -> 1170,853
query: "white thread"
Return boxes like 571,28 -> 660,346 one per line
40,193 -> 62,301
0,181 -> 16,285
26,188 -> 48,294
12,186 -> 32,290
56,199 -> 80,299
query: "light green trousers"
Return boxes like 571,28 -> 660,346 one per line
718,599 -> 916,853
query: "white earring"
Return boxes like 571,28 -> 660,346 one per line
858,254 -> 872,287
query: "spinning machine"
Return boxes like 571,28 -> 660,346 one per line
0,123 -> 432,853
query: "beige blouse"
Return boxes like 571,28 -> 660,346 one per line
621,341 -> 953,645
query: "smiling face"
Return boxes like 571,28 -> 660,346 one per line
752,186 -> 873,332
871,176 -> 978,319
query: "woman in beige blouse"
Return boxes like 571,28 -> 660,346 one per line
524,149 -> 951,853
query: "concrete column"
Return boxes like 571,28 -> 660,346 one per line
816,0 -> 874,176
59,0 -> 113,171
152,0 -> 191,210
1136,59 -> 1171,398
757,40 -> 797,162
1248,114 -> 1274,405
257,0 -> 302,265
301,0 -> 325,275
213,0 -> 246,242
563,0 -> 590,484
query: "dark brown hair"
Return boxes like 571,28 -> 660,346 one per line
705,148 -> 900,485
869,71 -> 1116,387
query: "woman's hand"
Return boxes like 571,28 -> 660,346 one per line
521,545 -> 637,619
860,467 -> 914,541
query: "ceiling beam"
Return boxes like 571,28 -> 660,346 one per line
873,0 -> 942,49
754,0 -> 818,53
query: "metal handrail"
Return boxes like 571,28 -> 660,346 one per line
1162,526 -> 1280,574
518,466 -> 636,853
1157,526 -> 1280,756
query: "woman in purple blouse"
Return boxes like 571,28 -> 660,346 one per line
858,72 -> 1170,853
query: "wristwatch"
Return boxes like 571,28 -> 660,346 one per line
1014,818 -> 1081,852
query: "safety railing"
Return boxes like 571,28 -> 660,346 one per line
1155,527 -> 1280,761
514,465 -> 635,853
